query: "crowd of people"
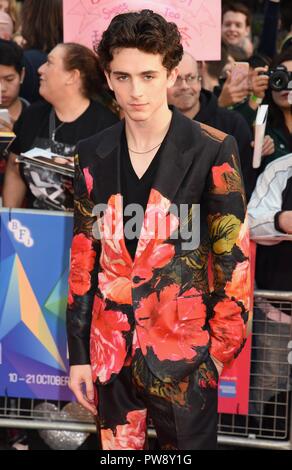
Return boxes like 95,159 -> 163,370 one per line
0,0 -> 291,451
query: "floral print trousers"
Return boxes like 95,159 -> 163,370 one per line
94,348 -> 219,450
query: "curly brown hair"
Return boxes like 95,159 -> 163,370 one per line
97,9 -> 183,73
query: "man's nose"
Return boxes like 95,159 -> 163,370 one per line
179,78 -> 190,89
130,80 -> 143,98
0,79 -> 7,92
38,63 -> 45,75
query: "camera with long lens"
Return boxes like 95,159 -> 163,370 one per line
264,65 -> 292,91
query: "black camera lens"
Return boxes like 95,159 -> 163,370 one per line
269,70 -> 290,91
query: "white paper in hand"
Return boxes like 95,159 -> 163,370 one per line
252,105 -> 269,169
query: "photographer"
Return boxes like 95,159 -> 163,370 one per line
260,48 -> 292,170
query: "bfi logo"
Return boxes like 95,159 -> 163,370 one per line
8,219 -> 34,248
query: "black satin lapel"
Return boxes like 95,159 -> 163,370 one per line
152,139 -> 195,203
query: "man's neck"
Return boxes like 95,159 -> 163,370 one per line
125,103 -> 172,150
53,94 -> 90,122
8,98 -> 22,122
182,101 -> 200,120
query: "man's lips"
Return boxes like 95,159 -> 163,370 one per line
174,93 -> 194,98
226,33 -> 239,39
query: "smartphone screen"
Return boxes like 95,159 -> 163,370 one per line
0,108 -> 11,132
0,109 -> 12,125
230,62 -> 249,88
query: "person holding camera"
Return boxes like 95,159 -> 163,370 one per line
260,48 -> 292,170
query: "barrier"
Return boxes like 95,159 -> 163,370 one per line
1,290 -> 291,450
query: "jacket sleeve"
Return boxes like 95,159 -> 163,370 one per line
66,152 -> 100,366
248,160 -> 287,243
207,135 -> 251,364
229,111 -> 259,202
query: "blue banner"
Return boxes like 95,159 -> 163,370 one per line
0,209 -> 74,400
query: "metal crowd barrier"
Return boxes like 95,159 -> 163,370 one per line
0,290 -> 291,450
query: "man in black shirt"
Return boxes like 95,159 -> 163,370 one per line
167,52 -> 257,200
120,128 -> 164,260
67,10 -> 250,450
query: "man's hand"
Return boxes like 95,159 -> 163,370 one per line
278,211 -> 292,234
0,116 -> 15,132
69,364 -> 97,415
210,354 -> 224,377
218,70 -> 249,108
251,135 -> 275,157
249,66 -> 269,100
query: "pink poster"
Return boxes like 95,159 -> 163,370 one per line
63,0 -> 221,60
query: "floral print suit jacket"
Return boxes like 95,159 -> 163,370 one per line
67,107 -> 251,385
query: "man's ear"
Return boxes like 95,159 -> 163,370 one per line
65,69 -> 80,86
104,71 -> 114,91
167,66 -> 178,89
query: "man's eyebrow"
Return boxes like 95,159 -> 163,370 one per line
112,71 -> 129,75
140,70 -> 159,74
112,70 -> 159,75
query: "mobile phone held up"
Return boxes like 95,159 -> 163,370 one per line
0,108 -> 12,125
230,61 -> 249,88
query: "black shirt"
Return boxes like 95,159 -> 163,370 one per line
120,130 -> 163,260
11,99 -> 118,156
10,100 -> 118,210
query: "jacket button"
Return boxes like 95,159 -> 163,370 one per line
132,275 -> 144,284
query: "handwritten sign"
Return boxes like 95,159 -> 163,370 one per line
63,0 -> 221,60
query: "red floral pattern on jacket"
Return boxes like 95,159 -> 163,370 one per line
98,194 -> 133,305
67,120 -> 251,384
90,295 -> 131,383
133,188 -> 179,285
136,284 -> 209,362
83,167 -> 93,195
101,409 -> 147,450
68,233 -> 96,305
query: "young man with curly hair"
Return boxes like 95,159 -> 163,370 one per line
67,9 -> 250,450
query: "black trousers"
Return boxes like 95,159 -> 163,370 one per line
95,349 -> 218,450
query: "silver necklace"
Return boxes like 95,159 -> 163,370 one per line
52,121 -> 66,142
128,141 -> 163,154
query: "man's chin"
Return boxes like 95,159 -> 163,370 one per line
226,36 -> 240,45
126,110 -> 150,122
173,100 -> 195,112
